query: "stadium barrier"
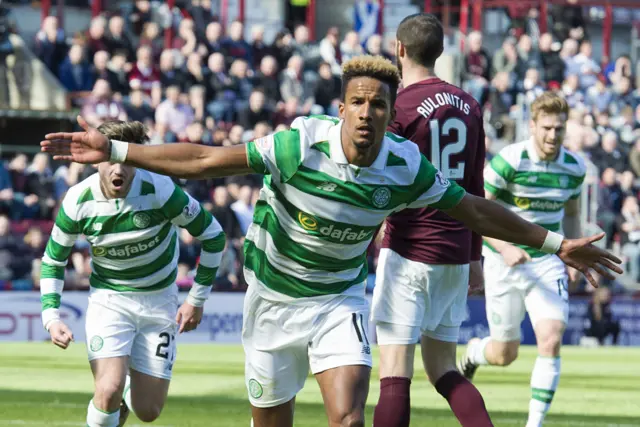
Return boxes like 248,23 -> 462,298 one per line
1,292 -> 639,346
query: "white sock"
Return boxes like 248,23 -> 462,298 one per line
468,336 -> 491,365
86,399 -> 119,427
123,374 -> 132,410
527,356 -> 561,427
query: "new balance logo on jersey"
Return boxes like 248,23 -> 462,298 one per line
92,235 -> 162,258
317,182 -> 337,192
362,345 -> 371,355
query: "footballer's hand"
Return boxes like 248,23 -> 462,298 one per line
500,245 -> 531,267
41,116 -> 110,164
468,260 -> 484,293
176,302 -> 203,334
48,321 -> 74,349
557,233 -> 622,288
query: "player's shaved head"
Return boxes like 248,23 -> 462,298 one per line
396,13 -> 444,68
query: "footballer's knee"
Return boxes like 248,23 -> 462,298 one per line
537,331 -> 563,357
493,342 -> 519,366
134,403 -> 163,423
535,320 -> 565,357
94,378 -> 125,411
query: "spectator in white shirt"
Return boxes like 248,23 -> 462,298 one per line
155,85 -> 195,142
231,185 -> 254,235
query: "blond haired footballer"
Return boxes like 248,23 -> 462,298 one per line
459,93 -> 586,427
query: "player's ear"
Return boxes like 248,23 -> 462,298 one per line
338,101 -> 345,119
389,107 -> 396,125
397,41 -> 405,58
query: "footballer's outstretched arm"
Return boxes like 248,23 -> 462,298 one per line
441,193 -> 622,287
41,116 -> 254,179
445,193 -> 549,250
124,143 -> 251,179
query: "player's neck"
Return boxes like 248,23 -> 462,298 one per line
401,65 -> 437,88
341,131 -> 379,166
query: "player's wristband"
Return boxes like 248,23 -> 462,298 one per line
540,231 -> 564,254
109,139 -> 129,163
42,308 -> 61,331
186,283 -> 212,307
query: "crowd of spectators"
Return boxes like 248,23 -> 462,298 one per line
1,1 -> 640,295
1,0 -> 393,292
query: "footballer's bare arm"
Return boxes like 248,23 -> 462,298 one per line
41,116 -> 254,179
442,193 -> 622,287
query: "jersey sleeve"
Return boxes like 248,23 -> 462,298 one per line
40,195 -> 80,324
408,156 -> 466,210
159,182 -> 226,287
245,128 -> 304,183
483,151 -> 516,196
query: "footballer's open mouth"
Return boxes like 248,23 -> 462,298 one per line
112,178 -> 124,189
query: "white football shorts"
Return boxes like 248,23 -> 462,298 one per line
483,251 -> 569,342
85,285 -> 179,380
372,248 -> 470,344
242,284 -> 372,408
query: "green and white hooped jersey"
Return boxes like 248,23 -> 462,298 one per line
244,115 -> 466,300
40,170 -> 226,314
483,138 -> 586,258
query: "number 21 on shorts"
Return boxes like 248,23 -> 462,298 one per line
156,332 -> 176,362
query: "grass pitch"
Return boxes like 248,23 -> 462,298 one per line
0,343 -> 639,426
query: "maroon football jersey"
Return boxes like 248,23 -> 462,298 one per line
383,77 -> 485,265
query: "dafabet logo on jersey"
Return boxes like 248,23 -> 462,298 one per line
513,197 -> 564,211
297,212 -> 373,242
92,235 -> 162,258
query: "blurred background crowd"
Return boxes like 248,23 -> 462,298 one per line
0,0 -> 639,307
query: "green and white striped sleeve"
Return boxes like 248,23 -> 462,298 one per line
157,177 -> 226,306
408,156 -> 466,210
484,152 -> 517,196
246,128 -> 304,183
40,198 -> 80,330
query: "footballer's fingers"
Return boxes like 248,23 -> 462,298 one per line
582,269 -> 597,289
592,262 -> 616,281
44,132 -> 77,141
40,140 -> 72,155
598,257 -> 622,274
51,334 -> 70,349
